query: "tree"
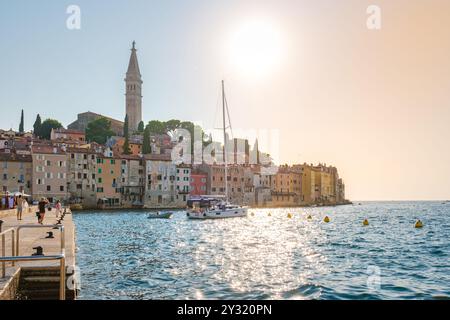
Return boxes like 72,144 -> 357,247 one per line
33,114 -> 42,138
85,117 -> 115,144
19,109 -> 24,133
142,125 -> 151,154
123,114 -> 129,138
40,119 -> 63,140
123,136 -> 131,154
147,120 -> 166,135
122,115 -> 131,154
137,121 -> 145,133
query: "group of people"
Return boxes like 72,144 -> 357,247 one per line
2,193 -> 63,223
1,193 -> 26,210
36,198 -> 62,224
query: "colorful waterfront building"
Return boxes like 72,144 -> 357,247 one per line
66,147 -> 99,208
189,170 -> 207,196
270,165 -> 302,207
96,155 -> 123,208
31,145 -> 68,203
120,155 -> 145,207
0,152 -> 32,196
175,164 -> 191,206
144,154 -> 178,208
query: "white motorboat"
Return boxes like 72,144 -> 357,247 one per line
147,212 -> 173,219
187,197 -> 248,219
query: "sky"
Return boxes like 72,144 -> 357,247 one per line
1,0 -> 450,201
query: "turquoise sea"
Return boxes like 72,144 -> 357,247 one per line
73,202 -> 450,300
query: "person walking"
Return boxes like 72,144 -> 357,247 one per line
16,195 -> 25,220
38,197 -> 48,224
55,200 -> 62,218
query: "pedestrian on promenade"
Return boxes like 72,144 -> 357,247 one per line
8,196 -> 14,209
38,197 -> 48,224
55,200 -> 62,218
17,195 -> 26,220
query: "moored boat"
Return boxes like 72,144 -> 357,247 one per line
147,212 -> 173,219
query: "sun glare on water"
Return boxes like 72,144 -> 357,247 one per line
227,19 -> 285,78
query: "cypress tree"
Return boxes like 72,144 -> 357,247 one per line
122,115 -> 131,154
33,114 -> 42,138
19,109 -> 24,133
142,125 -> 151,154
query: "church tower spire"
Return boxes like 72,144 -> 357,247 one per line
125,41 -> 143,132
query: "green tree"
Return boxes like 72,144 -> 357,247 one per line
123,136 -> 131,154
19,109 -> 24,133
40,119 -> 63,140
122,115 -> 131,154
33,114 -> 42,138
147,120 -> 166,135
142,125 -> 152,154
123,114 -> 129,138
137,121 -> 145,133
86,117 -> 115,144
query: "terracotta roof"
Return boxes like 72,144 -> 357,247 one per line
31,145 -> 66,155
0,152 -> 32,162
53,128 -> 85,135
143,154 -> 172,161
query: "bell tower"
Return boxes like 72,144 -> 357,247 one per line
125,41 -> 143,132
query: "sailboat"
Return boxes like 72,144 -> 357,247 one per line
187,81 -> 248,219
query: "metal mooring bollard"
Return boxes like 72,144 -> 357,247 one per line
32,246 -> 44,256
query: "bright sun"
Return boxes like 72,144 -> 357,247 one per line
228,19 -> 284,77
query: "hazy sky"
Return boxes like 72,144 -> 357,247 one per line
1,0 -> 450,201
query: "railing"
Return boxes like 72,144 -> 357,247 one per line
0,224 -> 66,300
1,228 -> 15,277
0,254 -> 65,300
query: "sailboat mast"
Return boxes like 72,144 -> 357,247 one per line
222,80 -> 228,202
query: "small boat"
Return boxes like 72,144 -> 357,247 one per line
147,212 -> 173,219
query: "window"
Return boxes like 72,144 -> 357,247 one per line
83,154 -> 87,160
98,178 -> 102,183
98,168 -> 102,174
71,154 -> 75,159
47,185 -> 51,191
76,184 -> 82,190
97,187 -> 104,193
111,159 -> 115,164
60,186 -> 64,192
46,160 -> 51,166
2,162 -> 7,169
2,174 -> 7,180
19,174 -> 24,183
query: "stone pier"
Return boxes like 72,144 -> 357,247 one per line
0,206 -> 77,300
